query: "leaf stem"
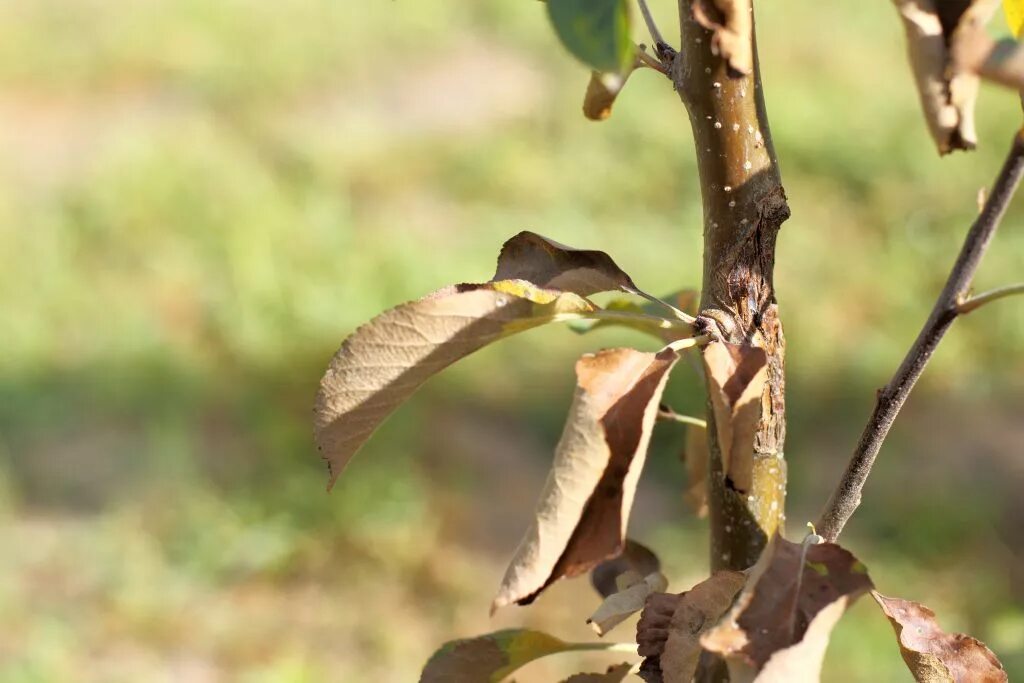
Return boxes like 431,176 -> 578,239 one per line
817,130 -> 1024,543
657,404 -> 708,428
957,282 -> 1024,314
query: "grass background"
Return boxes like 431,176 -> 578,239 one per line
0,1 -> 1023,681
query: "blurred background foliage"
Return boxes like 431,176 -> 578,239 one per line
0,1 -> 1022,681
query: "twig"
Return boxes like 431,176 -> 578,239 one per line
957,282 -> 1024,314
657,403 -> 707,428
636,46 -> 670,76
817,130 -> 1024,543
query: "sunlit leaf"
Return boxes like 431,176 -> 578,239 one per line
315,281 -> 595,486
873,592 -> 1008,683
547,0 -> 633,73
699,534 -> 874,682
316,231 -> 688,486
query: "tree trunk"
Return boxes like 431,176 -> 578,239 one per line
673,1 -> 789,573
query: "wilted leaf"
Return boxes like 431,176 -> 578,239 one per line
1005,0 -> 1024,34
892,0 -> 1000,154
635,572 -> 745,683
315,281 -> 594,486
316,231 -> 687,486
561,663 -> 635,683
873,592 -> 1008,683
589,571 -> 670,636
682,422 -> 709,517
702,342 -> 768,494
693,0 -> 754,75
592,538 -> 662,598
494,231 -> 639,297
421,629 -> 632,683
492,347 -> 680,611
584,69 -> 634,121
700,534 -> 873,682
547,0 -> 633,73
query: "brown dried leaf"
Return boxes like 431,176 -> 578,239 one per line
702,342 -> 768,494
700,535 -> 873,682
315,280 -> 594,487
494,230 -> 639,296
492,347 -> 680,612
589,571 -> 670,636
892,0 -> 1000,154
872,592 -> 1008,683
682,422 -> 709,517
693,0 -> 754,75
592,538 -> 662,598
561,663 -> 635,683
656,571 -> 747,683
584,69 -> 633,121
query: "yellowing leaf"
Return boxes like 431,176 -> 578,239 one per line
315,282 -> 593,486
873,592 -> 1008,683
420,629 -> 633,683
702,342 -> 768,494
588,571 -> 669,636
1004,0 -> 1024,35
316,231 -> 689,487
492,347 -> 679,611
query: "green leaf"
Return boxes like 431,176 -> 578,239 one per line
547,0 -> 633,73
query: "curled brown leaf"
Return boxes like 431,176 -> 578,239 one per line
873,591 -> 1007,683
891,0 -> 1000,154
492,347 -> 679,611
588,571 -> 669,636
702,342 -> 768,494
700,534 -> 873,682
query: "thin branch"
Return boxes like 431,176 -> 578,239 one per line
817,130 -> 1024,543
957,282 -> 1024,314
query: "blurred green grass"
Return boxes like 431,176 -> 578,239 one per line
0,1 -> 1022,681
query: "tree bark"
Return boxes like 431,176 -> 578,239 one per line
673,1 -> 790,573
